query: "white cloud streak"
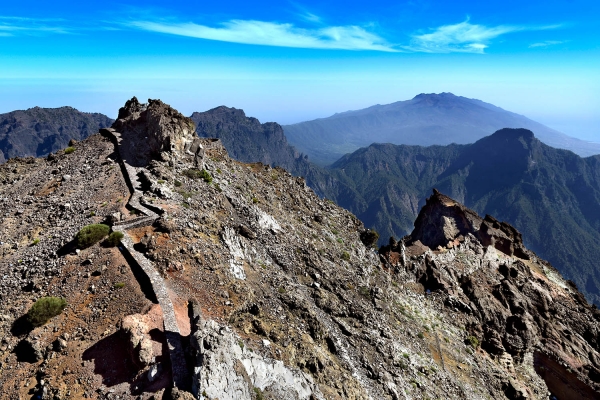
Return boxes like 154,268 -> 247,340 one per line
0,16 -> 71,36
127,19 -> 398,52
529,40 -> 565,48
407,19 -> 562,53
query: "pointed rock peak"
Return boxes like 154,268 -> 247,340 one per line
112,97 -> 197,167
410,189 -> 482,250
410,190 -> 529,259
116,96 -> 146,120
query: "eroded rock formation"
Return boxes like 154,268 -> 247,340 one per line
112,97 -> 197,166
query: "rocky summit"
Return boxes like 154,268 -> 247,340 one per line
0,97 -> 598,400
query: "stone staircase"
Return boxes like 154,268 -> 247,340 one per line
100,128 -> 189,390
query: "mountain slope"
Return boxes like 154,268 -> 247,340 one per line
327,128 -> 600,305
1,98 -> 599,399
0,106 -> 113,163
283,93 -> 600,165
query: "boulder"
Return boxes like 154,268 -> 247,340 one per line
121,314 -> 153,367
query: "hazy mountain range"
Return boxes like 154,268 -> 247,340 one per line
0,107 -> 113,163
283,92 -> 600,165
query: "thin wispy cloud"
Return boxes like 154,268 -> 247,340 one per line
127,19 -> 398,52
407,19 -> 562,53
298,12 -> 322,24
0,16 -> 71,36
529,40 -> 565,48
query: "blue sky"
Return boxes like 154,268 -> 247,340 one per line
1,0 -> 599,140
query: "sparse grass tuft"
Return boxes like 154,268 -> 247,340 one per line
358,286 -> 371,299
466,335 -> 479,348
114,282 -> 126,289
64,147 -> 75,154
253,387 -> 264,400
182,169 -> 213,183
341,251 -> 350,261
28,297 -> 67,327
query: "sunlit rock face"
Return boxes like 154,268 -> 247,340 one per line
112,97 -> 197,166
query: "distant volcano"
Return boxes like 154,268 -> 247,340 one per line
283,92 -> 600,165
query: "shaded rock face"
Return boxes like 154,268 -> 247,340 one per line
112,97 -> 197,166
382,190 -> 600,398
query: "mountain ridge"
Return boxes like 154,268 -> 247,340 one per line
0,106 -> 114,163
326,128 -> 600,305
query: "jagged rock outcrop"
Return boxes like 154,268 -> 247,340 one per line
112,97 -> 197,166
410,189 -> 529,259
191,319 -> 323,400
121,314 -> 153,367
382,189 -> 600,399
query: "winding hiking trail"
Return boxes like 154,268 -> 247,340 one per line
101,128 -> 189,390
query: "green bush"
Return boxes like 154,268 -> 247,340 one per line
341,251 -> 351,261
466,335 -> 480,348
200,169 -> 213,183
64,147 -> 75,154
28,297 -> 67,327
114,282 -> 126,289
182,169 -> 213,183
75,224 -> 110,249
106,231 -> 124,247
174,180 -> 182,187
360,229 -> 380,248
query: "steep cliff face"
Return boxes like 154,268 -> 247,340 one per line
0,99 -> 598,400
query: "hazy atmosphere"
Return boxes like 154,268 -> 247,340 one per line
1,0 -> 599,140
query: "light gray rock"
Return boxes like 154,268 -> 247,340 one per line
191,319 -> 323,400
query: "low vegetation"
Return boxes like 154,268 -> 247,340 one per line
182,168 -> 213,183
28,297 -> 67,327
64,146 -> 75,154
105,231 -> 124,247
75,224 -> 110,249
